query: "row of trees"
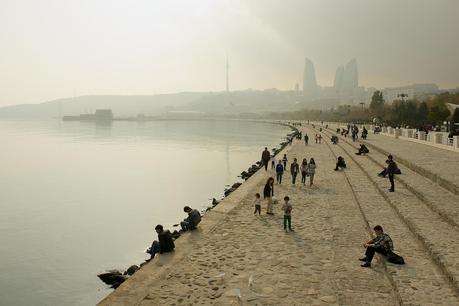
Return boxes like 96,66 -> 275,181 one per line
266,91 -> 458,128
369,90 -> 453,127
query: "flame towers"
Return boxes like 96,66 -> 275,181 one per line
303,57 -> 318,98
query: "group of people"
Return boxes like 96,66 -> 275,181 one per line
274,157 -> 316,186
260,178 -> 294,232
146,206 -> 202,260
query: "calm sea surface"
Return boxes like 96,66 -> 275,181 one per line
0,119 -> 290,305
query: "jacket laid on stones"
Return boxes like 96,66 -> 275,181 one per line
371,233 -> 394,252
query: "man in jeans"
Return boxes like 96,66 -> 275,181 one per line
387,155 -> 397,192
146,224 -> 175,260
261,147 -> 271,171
360,225 -> 394,267
282,196 -> 293,233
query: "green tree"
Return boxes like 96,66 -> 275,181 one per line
369,90 -> 384,118
417,102 -> 428,125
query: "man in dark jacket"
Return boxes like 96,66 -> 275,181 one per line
180,206 -> 202,231
290,158 -> 299,184
360,225 -> 394,267
146,224 -> 175,259
261,147 -> 271,171
387,155 -> 397,192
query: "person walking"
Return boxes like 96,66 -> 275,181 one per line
261,147 -> 271,171
304,133 -> 309,145
318,134 -> 322,144
263,177 -> 275,215
282,196 -> 293,232
290,158 -> 299,184
275,160 -> 284,184
282,154 -> 288,169
253,193 -> 261,215
307,158 -> 316,186
300,158 -> 308,184
387,155 -> 397,192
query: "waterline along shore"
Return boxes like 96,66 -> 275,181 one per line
99,121 -> 459,306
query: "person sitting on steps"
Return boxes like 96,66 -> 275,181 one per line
334,156 -> 346,171
146,224 -> 175,260
355,144 -> 369,155
180,206 -> 201,231
360,225 -> 394,268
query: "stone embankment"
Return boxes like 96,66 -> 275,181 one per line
99,122 -> 459,306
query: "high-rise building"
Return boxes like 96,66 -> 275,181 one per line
303,58 -> 318,98
343,58 -> 358,91
333,65 -> 345,91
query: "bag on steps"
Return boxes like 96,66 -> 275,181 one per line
387,251 -> 405,265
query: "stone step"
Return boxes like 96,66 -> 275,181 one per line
319,131 -> 459,305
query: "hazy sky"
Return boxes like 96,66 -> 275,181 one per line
1,0 -> 458,106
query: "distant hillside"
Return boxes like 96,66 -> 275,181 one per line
0,93 -> 208,118
0,90 -> 320,119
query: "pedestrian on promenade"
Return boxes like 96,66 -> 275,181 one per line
271,158 -> 275,169
253,193 -> 261,215
315,134 -> 319,144
300,158 -> 308,184
387,155 -> 397,192
282,196 -> 293,232
334,156 -> 346,171
304,133 -> 309,145
318,134 -> 322,144
360,225 -> 393,268
362,127 -> 368,139
290,158 -> 299,184
282,154 -> 288,169
307,158 -> 317,186
276,160 -> 284,184
261,147 -> 271,171
263,177 -> 275,215
180,206 -> 201,231
146,224 -> 175,260
378,159 -> 401,177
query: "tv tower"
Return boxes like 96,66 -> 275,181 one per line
226,56 -> 229,93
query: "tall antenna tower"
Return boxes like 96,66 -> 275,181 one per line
226,56 -> 229,93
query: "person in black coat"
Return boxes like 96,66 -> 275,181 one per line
264,177 -> 275,215
146,224 -> 175,259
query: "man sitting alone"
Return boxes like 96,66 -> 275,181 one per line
360,225 -> 393,268
334,156 -> 346,171
355,144 -> 369,155
180,206 -> 202,231
146,224 -> 175,260
331,135 -> 339,145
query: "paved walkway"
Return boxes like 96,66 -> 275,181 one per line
100,125 -> 459,306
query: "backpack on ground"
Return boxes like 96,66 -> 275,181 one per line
387,251 -> 405,265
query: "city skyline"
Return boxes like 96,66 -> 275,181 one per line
1,0 -> 458,107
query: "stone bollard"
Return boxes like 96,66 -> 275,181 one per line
430,132 -> 442,144
382,127 -> 388,133
388,127 -> 393,135
394,129 -> 402,139
453,136 -> 459,149
418,131 -> 425,141
406,129 -> 414,138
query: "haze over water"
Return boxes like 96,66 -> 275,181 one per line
0,119 -> 291,305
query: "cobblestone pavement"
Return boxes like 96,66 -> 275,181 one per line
100,125 -> 459,306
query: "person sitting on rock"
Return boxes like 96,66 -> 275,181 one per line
355,144 -> 369,155
360,225 -> 393,268
334,156 -> 346,171
180,206 -> 201,231
146,224 -> 175,260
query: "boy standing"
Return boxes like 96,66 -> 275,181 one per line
254,193 -> 261,215
282,196 -> 293,232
